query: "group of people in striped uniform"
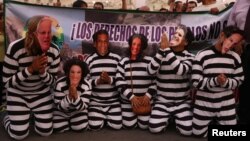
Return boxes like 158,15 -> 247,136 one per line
2,14 -> 245,140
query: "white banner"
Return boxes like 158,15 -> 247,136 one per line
5,1 -> 232,58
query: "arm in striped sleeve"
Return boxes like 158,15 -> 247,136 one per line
146,76 -> 157,99
53,82 -> 71,112
40,50 -> 61,86
116,60 -> 134,100
192,55 -> 219,91
222,55 -> 244,90
3,54 -> 32,88
165,48 -> 194,75
147,49 -> 166,75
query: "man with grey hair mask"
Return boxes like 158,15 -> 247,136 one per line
2,15 -> 60,140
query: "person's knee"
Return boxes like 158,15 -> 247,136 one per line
107,122 -> 122,130
37,129 -> 53,137
71,123 -> 88,131
149,126 -> 164,133
4,117 -> 30,140
192,128 -> 207,137
176,120 -> 192,136
148,119 -> 167,133
35,123 -> 53,136
9,130 -> 29,140
122,120 -> 137,129
177,128 -> 192,136
53,123 -> 69,133
107,118 -> 122,130
89,120 -> 104,130
138,123 -> 148,130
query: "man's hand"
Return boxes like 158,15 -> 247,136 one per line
28,53 -> 48,74
97,71 -> 111,85
39,53 -> 48,74
101,71 -> 111,84
217,73 -> 227,86
210,7 -> 219,14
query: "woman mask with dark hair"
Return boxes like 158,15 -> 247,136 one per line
116,33 -> 156,129
128,33 -> 148,61
53,58 -> 92,133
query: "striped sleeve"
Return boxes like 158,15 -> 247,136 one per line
116,58 -> 134,100
165,48 -> 194,76
192,49 -> 244,92
144,56 -> 156,99
222,53 -> 244,89
146,76 -> 156,99
40,45 -> 61,86
53,77 -> 71,112
3,40 -> 32,88
147,49 -> 166,75
191,52 -> 219,91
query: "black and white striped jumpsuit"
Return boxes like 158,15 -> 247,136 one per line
2,38 -> 60,140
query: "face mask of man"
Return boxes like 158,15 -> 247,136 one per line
169,28 -> 185,47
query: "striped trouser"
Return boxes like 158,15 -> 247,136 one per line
192,91 -> 237,137
149,102 -> 192,135
53,109 -> 88,133
88,104 -> 122,130
3,91 -> 53,140
121,103 -> 150,129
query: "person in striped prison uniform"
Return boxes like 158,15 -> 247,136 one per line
85,30 -> 122,130
116,34 -> 156,129
53,58 -> 91,133
147,24 -> 195,136
191,25 -> 245,137
2,15 -> 60,140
